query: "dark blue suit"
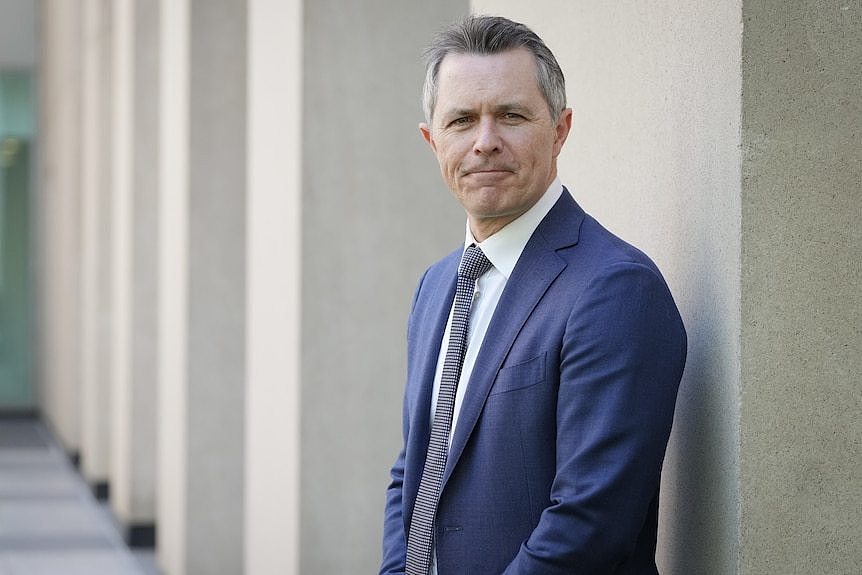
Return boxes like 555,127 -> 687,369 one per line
382,191 -> 687,574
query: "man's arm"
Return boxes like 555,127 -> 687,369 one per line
504,261 -> 687,574
380,442 -> 407,575
381,269 -> 432,575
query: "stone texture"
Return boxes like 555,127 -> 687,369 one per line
300,1 -> 469,572
740,1 -> 862,573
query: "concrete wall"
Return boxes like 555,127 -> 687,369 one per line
739,2 -> 861,573
243,1 -> 302,572
156,0 -> 190,571
158,0 -> 249,571
299,1 -> 469,572
125,0 -> 159,526
186,1 -> 248,573
0,0 -> 37,69
80,0 -> 114,489
37,0 -> 83,452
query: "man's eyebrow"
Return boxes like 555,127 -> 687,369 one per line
494,103 -> 534,114
440,108 -> 475,120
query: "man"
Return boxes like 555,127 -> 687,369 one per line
382,15 -> 687,575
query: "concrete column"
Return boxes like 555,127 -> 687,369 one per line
158,0 -> 247,573
127,0 -> 160,543
108,0 -> 158,546
739,2 -> 861,573
108,0 -> 133,520
243,1 -> 301,574
185,1 -> 247,573
471,1 -> 743,572
78,0 -> 103,480
300,1 -> 468,572
78,0 -> 114,494
157,0 -> 190,572
37,0 -> 83,453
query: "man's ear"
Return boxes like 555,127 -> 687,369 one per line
419,122 -> 436,152
552,108 -> 573,158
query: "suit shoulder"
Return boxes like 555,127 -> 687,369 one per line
572,214 -> 663,276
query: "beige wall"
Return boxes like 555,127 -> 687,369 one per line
473,1 -> 742,572
156,0 -> 190,571
38,0 -> 83,453
243,0 -> 301,573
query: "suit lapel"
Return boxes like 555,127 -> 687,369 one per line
441,191 -> 584,487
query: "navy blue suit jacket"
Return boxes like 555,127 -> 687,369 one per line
382,191 -> 687,574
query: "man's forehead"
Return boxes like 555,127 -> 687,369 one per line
434,49 -> 542,109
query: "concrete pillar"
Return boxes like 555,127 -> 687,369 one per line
300,1 -> 468,572
108,0 -> 133,519
78,0 -> 114,494
108,0 -> 158,545
128,0 -> 160,543
78,0 -> 103,481
157,0 -> 190,571
37,0 -> 83,454
158,0 -> 247,573
185,1 -> 247,572
243,1 -> 301,573
739,2 -> 861,573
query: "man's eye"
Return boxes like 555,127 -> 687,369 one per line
504,113 -> 525,121
449,117 -> 471,127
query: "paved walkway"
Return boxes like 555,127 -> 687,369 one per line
0,417 -> 159,575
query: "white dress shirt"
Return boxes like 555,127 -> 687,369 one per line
428,178 -> 563,575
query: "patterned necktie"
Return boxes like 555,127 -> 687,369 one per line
405,245 -> 493,575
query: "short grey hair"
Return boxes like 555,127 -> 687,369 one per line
422,15 -> 567,123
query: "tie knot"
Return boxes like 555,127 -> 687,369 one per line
458,245 -> 492,280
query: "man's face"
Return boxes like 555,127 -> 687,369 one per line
420,48 -> 572,241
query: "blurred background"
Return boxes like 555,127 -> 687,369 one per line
0,0 -> 858,574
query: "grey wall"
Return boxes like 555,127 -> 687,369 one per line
300,1 -> 468,572
0,0 -> 37,69
739,2 -> 861,573
185,0 -> 247,573
128,0 -> 159,522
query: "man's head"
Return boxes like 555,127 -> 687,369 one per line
419,16 -> 572,241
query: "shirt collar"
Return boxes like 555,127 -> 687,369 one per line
464,177 -> 564,279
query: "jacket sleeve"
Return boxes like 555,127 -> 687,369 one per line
380,269 -> 430,575
503,261 -> 687,574
380,442 -> 407,574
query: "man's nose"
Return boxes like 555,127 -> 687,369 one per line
472,118 -> 502,155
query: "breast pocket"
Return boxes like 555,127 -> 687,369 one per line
489,352 -> 546,396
